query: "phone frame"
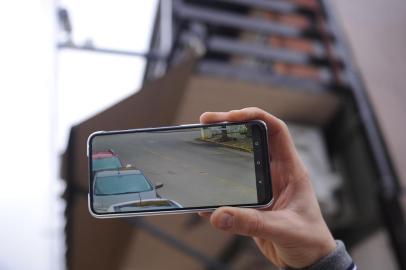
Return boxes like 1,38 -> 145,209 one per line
87,120 -> 272,218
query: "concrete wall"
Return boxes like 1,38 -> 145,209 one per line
330,0 -> 406,269
330,0 -> 406,195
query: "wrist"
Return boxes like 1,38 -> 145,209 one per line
316,233 -> 337,262
284,227 -> 336,269
284,240 -> 354,270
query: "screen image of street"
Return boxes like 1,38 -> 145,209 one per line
91,124 -> 257,213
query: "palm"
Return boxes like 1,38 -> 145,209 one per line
200,108 -> 336,269
252,159 -> 314,267
252,154 -> 333,268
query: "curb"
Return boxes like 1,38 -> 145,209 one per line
197,138 -> 253,153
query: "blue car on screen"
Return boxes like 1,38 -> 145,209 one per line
92,169 -> 177,212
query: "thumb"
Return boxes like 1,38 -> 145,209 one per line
210,207 -> 274,239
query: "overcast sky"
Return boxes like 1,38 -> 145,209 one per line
0,1 -> 157,269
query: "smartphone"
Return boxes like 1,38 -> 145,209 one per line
87,120 -> 272,218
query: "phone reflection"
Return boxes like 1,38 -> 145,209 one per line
91,124 -> 257,214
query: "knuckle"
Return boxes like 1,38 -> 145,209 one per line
276,119 -> 291,137
246,106 -> 260,112
277,119 -> 288,131
243,107 -> 268,121
245,211 -> 264,236
247,107 -> 265,118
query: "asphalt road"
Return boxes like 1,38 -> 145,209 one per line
93,129 -> 257,207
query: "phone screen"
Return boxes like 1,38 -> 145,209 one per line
89,121 -> 271,215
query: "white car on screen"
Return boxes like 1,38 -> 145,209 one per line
107,198 -> 183,212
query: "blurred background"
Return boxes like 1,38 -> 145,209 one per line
0,0 -> 405,269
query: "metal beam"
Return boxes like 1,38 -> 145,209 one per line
160,0 -> 173,56
174,1 -> 299,37
128,218 -> 230,270
174,1 -> 333,40
197,60 -> 330,92
57,42 -> 166,61
205,0 -> 298,14
180,32 -> 339,70
207,35 -> 341,68
209,35 -> 307,64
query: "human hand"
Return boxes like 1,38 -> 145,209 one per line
199,107 -> 336,269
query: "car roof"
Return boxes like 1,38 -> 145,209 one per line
92,150 -> 117,159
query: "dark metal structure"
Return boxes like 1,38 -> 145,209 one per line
142,0 -> 406,268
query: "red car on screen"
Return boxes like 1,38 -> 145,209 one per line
92,149 -> 123,171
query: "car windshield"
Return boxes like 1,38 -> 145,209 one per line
94,173 -> 152,195
93,157 -> 121,171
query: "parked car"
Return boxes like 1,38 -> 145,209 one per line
92,169 -> 164,212
107,198 -> 183,212
92,149 -> 123,171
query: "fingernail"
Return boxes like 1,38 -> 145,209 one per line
218,212 -> 233,229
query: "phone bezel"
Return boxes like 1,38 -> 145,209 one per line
87,120 -> 272,218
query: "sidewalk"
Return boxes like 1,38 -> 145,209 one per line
198,137 -> 253,153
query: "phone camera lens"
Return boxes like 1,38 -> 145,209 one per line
254,141 -> 259,146
256,160 -> 261,165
